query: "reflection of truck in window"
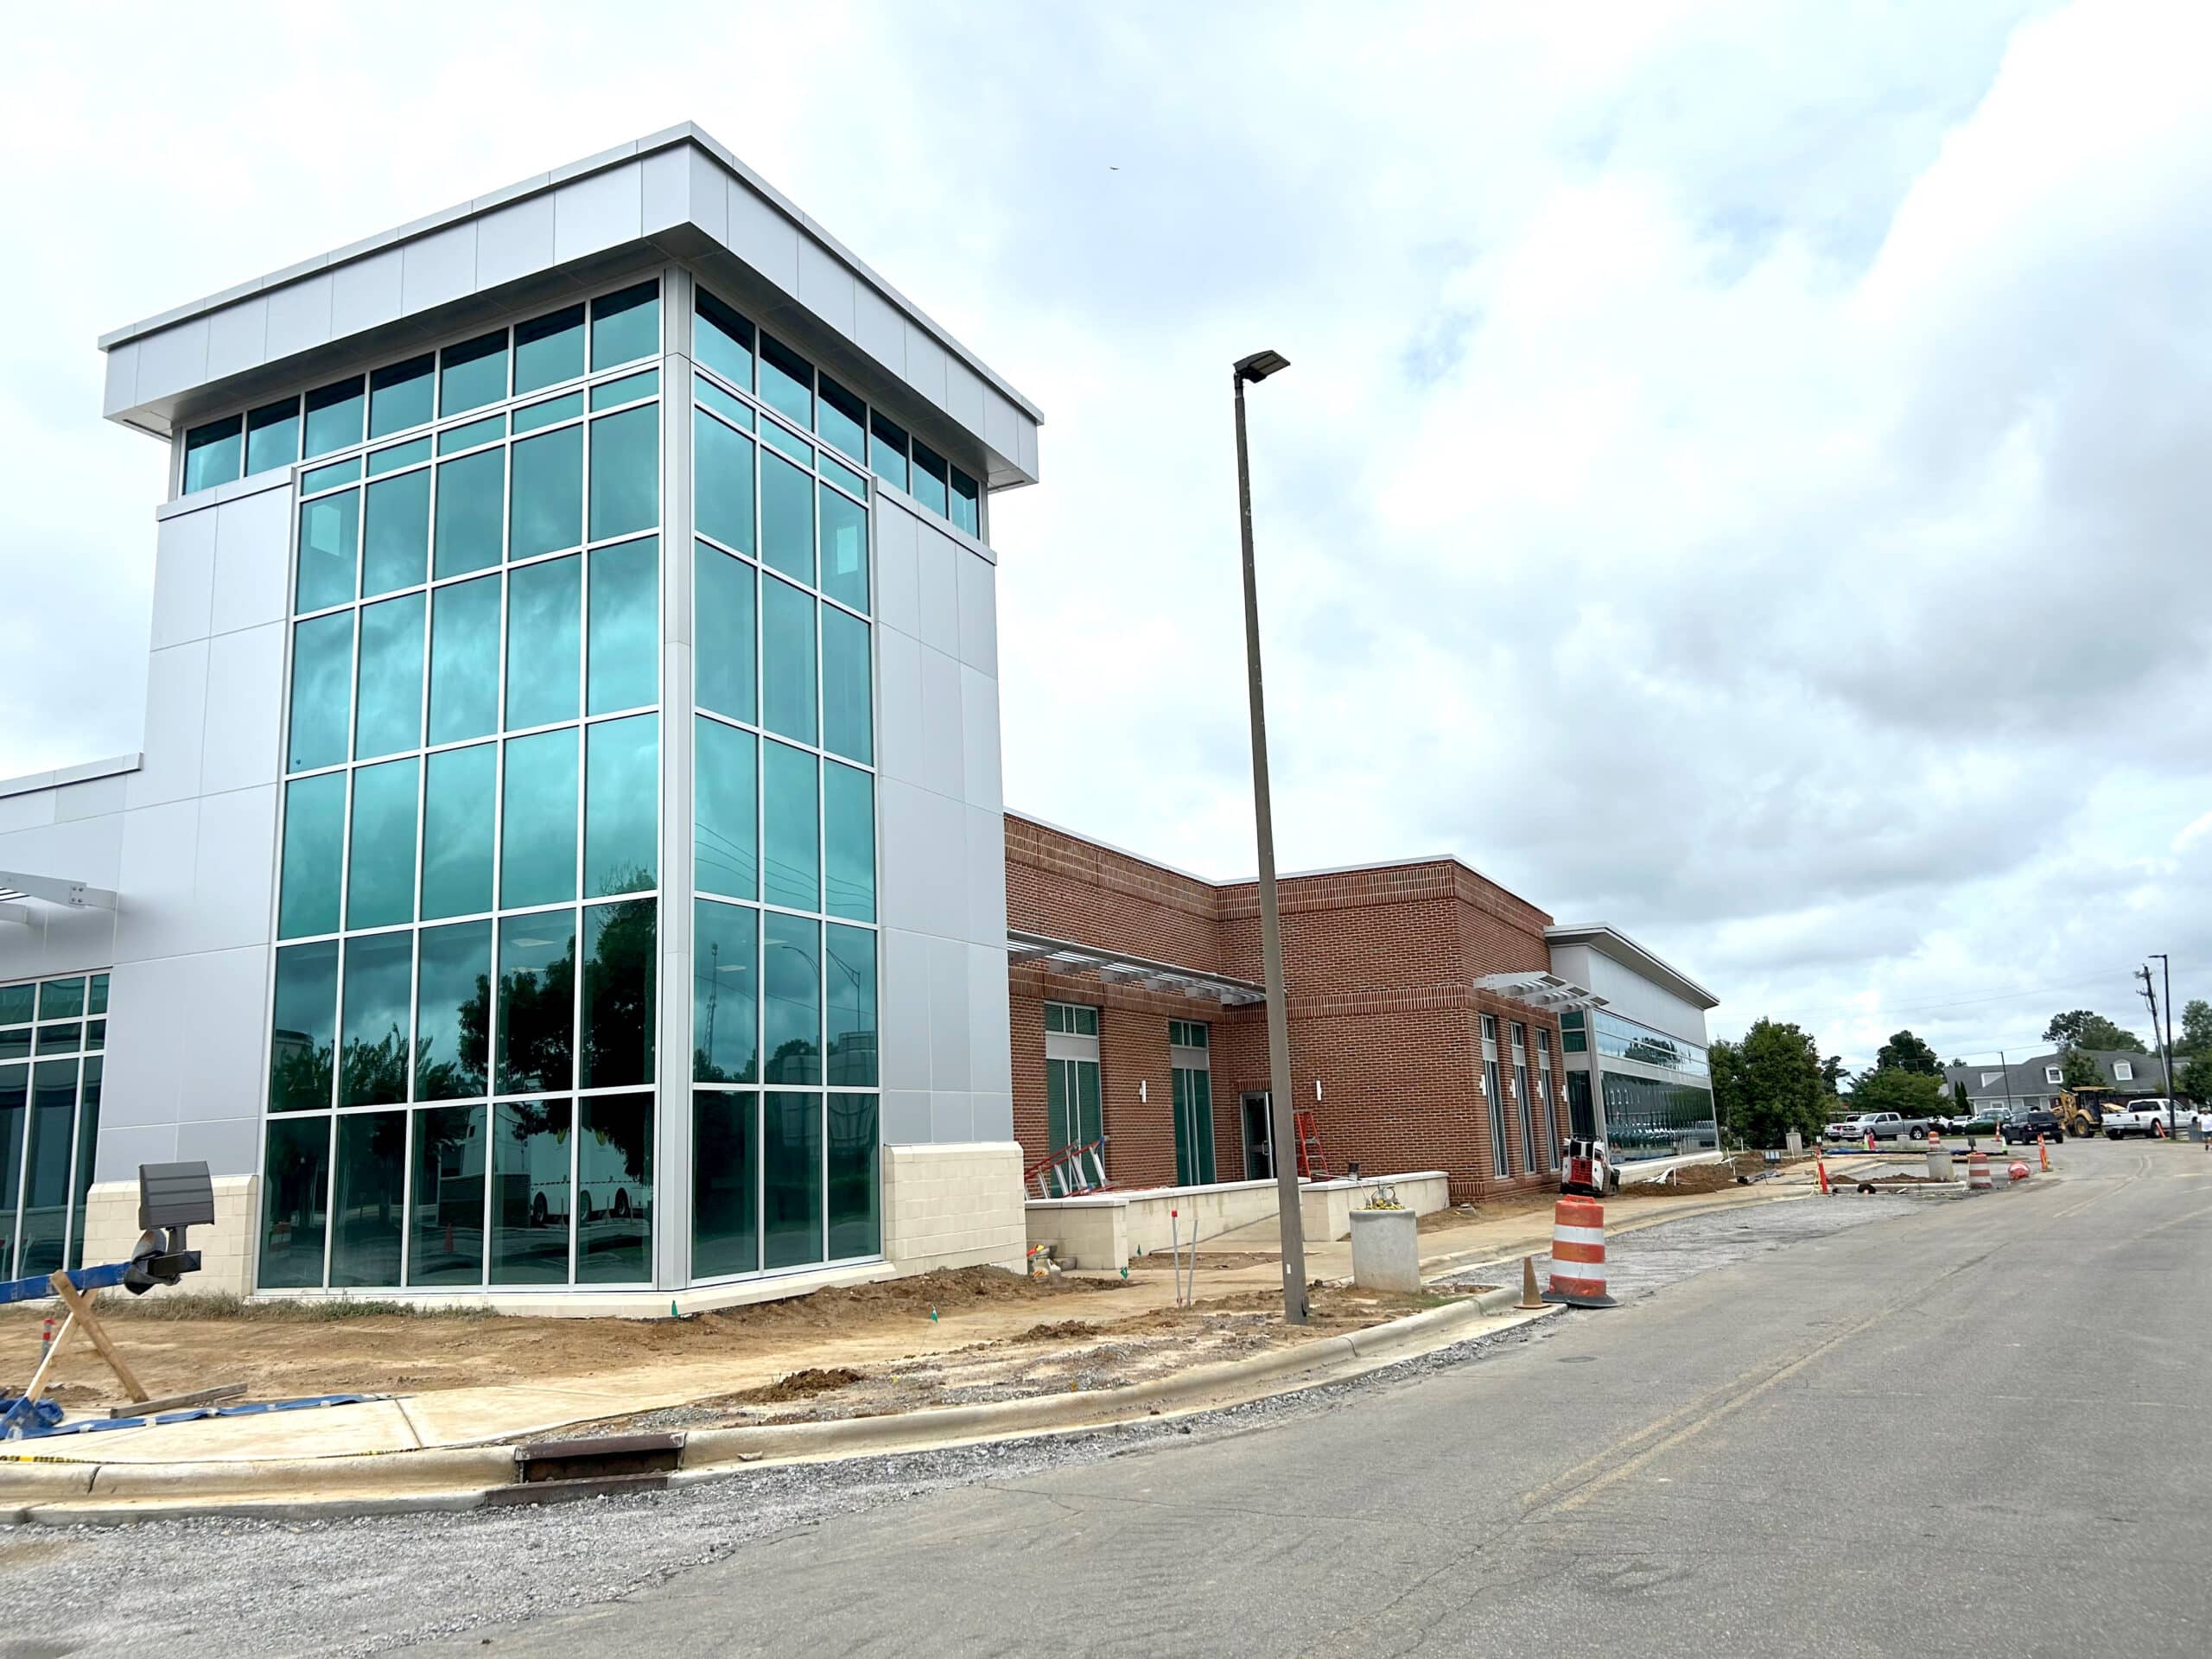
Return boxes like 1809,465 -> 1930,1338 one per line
421,1116 -> 486,1228
491,1118 -> 570,1230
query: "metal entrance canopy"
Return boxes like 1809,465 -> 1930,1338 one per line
1472,970 -> 1609,1014
1007,930 -> 1267,1007
0,869 -> 118,929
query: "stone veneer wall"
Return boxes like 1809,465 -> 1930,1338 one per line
79,1175 -> 257,1300
880,1142 -> 1028,1274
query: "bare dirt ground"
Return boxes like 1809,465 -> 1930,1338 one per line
0,1267 -> 1497,1424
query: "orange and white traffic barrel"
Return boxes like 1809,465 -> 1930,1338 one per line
1967,1152 -> 1992,1192
1541,1197 -> 1618,1307
2008,1160 -> 2030,1182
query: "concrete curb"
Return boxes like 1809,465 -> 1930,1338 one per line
3,1286 -> 1548,1525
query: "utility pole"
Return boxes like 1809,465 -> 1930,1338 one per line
1231,347 -> 1308,1326
2145,956 -> 2177,1135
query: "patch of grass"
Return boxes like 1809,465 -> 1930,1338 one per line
94,1292 -> 501,1324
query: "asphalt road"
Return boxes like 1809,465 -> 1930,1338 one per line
433,1138 -> 2212,1658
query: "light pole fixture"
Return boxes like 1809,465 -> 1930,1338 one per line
1232,347 -> 1308,1326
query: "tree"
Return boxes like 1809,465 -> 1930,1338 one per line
2178,999 -> 2212,1060
2044,1009 -> 2145,1053
2060,1047 -> 2103,1089
1709,1020 -> 1827,1149
1875,1029 -> 1941,1076
1847,1066 -> 1948,1118
1819,1055 -> 1848,1094
2179,1052 -> 2212,1103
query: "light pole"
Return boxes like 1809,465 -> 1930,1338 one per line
1233,347 -> 1308,1326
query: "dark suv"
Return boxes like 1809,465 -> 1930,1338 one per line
2001,1109 -> 2063,1146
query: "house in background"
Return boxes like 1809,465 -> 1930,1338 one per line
1942,1050 -> 2171,1117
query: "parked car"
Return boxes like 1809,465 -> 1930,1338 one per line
1825,1112 -> 1937,1143
2000,1109 -> 2064,1146
2102,1099 -> 2181,1139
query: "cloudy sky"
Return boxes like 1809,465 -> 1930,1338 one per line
3,0 -> 2206,1070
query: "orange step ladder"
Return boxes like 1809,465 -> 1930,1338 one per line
1293,1109 -> 1330,1179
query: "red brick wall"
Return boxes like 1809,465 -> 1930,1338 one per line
1005,816 -> 1573,1203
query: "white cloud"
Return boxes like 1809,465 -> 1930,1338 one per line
2,0 -> 2205,1070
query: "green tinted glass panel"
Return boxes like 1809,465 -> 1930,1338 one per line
353,593 -> 425,760
760,418 -> 812,466
67,1059 -> 101,1272
515,304 -> 585,395
695,717 -> 757,899
435,448 -> 505,577
869,411 -> 908,491
582,900 -> 655,1088
303,378 -> 365,459
269,940 -> 338,1112
695,899 -> 758,1084
505,555 -> 581,728
577,1092 -> 652,1282
278,772 -> 347,938
911,442 -> 950,517
694,543 -> 756,723
247,398 -> 301,475
183,416 -> 243,493
762,741 -> 818,912
496,912 -> 575,1096
491,1098 -> 569,1283
428,575 -> 501,745
288,610 -> 355,772
367,437 -> 431,476
695,409 -> 756,554
302,457 -> 361,494
588,536 -> 658,715
0,984 -> 32,1023
420,743 -> 497,919
822,454 -> 868,499
415,920 -> 491,1101
588,405 -> 658,542
0,1065 -> 22,1213
592,368 -> 657,409
340,931 -> 412,1108
501,728 -> 578,908
817,375 -> 865,464
763,912 -> 820,1086
820,484 -> 868,613
512,392 -> 582,435
693,1090 -> 758,1277
758,334 -> 812,429
331,1109 -> 405,1286
260,1116 -> 330,1288
820,607 -> 872,764
760,451 -> 814,584
827,1093 -> 879,1258
441,330 -> 509,416
346,758 -> 419,929
761,576 -> 816,745
296,490 -> 359,612
825,925 -> 877,1088
950,467 -> 981,537
510,425 -> 583,559
584,715 -> 657,898
823,762 -> 875,924
409,1103 -> 486,1287
694,373 -> 751,429
35,1024 -> 79,1058
440,415 -> 504,454
361,469 -> 430,596
88,975 -> 106,1017
696,288 -> 754,388
368,354 -> 434,439
34,980 -> 81,1019
591,281 -> 659,370
763,1091 -> 822,1268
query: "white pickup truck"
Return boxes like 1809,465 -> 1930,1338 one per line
1824,1111 -> 1937,1143
2101,1098 -> 2182,1139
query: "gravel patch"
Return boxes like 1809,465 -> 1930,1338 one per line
0,1200 -> 1899,1657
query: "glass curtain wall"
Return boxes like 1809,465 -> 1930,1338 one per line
1535,1028 -> 1559,1169
690,281 -> 881,1282
1482,1013 -> 1510,1178
1168,1019 -> 1215,1186
263,277 -> 664,1292
0,973 -> 107,1276
1510,1021 -> 1537,1173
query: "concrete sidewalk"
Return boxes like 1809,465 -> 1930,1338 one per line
3,1172 -> 1844,1471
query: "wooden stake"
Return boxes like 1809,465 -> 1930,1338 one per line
46,1271 -> 149,1403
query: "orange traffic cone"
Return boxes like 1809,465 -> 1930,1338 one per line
2037,1134 -> 2050,1173
1816,1154 -> 1831,1195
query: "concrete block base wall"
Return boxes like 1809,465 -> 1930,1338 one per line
880,1141 -> 1029,1275
79,1175 -> 257,1300
1027,1171 -> 1452,1271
